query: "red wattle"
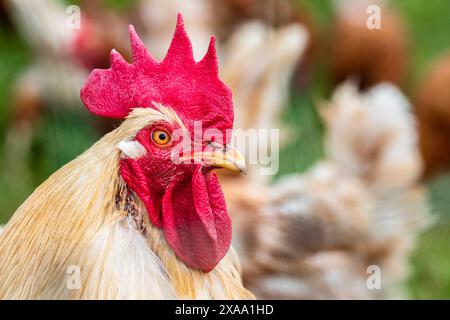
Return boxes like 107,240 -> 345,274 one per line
161,165 -> 231,272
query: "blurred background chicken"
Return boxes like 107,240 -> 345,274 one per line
329,0 -> 409,90
230,82 -> 430,299
213,1 -> 431,298
1,0 -> 133,212
135,0 -> 214,61
221,21 -> 309,183
416,54 -> 450,178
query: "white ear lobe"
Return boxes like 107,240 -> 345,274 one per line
117,140 -> 147,159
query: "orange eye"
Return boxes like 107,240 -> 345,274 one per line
152,129 -> 171,146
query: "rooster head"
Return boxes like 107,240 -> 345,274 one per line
80,14 -> 245,272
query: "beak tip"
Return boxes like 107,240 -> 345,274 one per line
191,143 -> 246,175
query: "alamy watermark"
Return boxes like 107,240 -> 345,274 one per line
169,122 -> 280,176
366,265 -> 381,290
366,5 -> 381,30
66,5 -> 81,30
66,265 -> 81,290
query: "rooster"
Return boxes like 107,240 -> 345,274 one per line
0,14 -> 254,300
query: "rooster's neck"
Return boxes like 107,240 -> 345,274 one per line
117,180 -> 253,299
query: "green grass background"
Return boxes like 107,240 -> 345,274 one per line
0,0 -> 449,298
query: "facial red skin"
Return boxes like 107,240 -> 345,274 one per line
119,123 -> 232,272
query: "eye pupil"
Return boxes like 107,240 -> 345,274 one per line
158,133 -> 166,140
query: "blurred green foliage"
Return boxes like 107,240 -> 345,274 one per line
0,26 -> 30,217
0,0 -> 449,298
0,28 -> 29,143
409,222 -> 450,299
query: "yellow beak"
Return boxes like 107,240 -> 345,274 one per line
190,143 -> 246,174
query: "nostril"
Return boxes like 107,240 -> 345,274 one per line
206,141 -> 226,151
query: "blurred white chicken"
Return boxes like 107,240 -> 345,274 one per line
136,0 -> 214,61
221,21 -> 308,183
229,82 -> 431,299
5,0 -> 86,109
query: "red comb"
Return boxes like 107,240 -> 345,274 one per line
80,14 -> 233,133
